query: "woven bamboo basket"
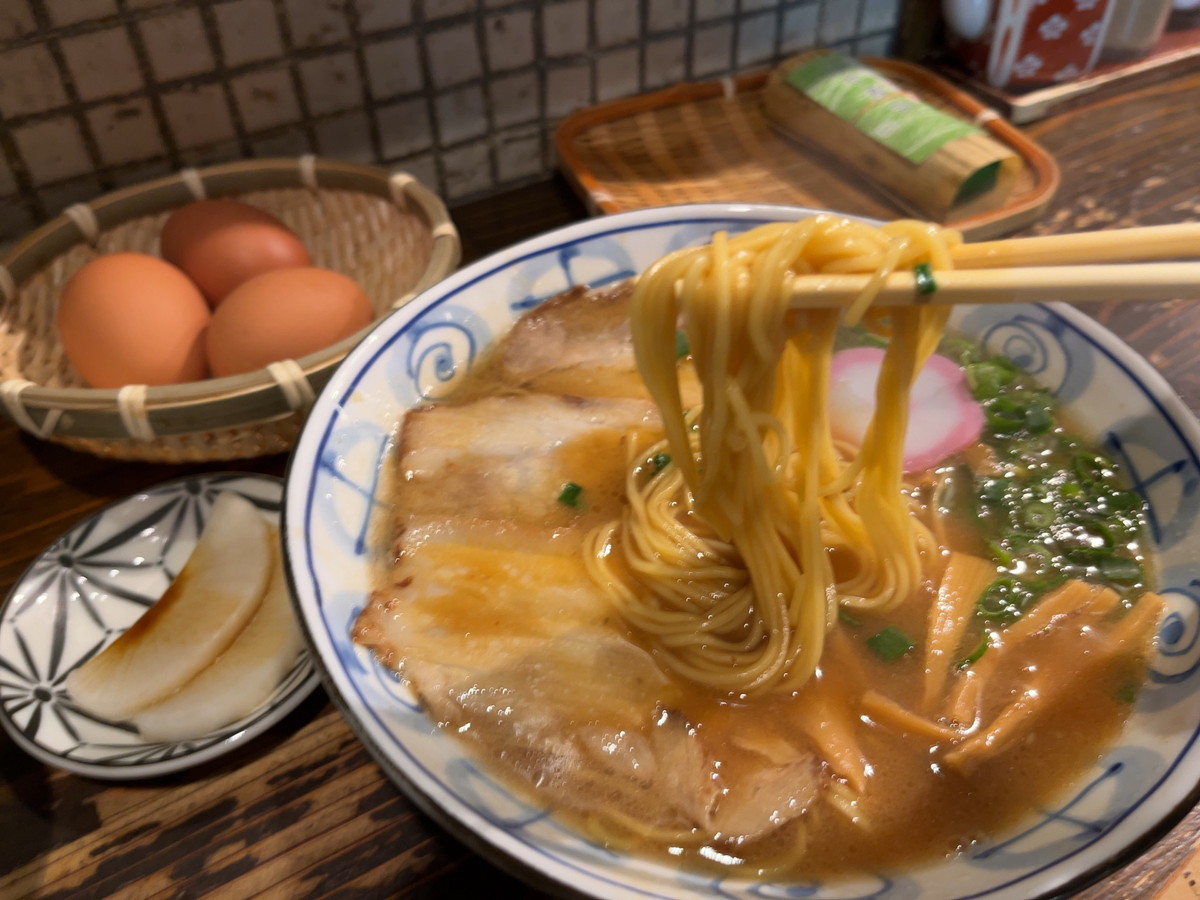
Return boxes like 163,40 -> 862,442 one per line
0,156 -> 460,462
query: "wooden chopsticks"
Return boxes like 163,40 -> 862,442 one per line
788,223 -> 1200,309
950,223 -> 1200,268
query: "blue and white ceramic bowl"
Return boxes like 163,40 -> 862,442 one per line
282,204 -> 1200,899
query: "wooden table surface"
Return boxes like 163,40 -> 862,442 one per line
3,70 -> 1200,900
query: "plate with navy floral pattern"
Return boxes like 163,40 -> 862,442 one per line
0,472 -> 320,779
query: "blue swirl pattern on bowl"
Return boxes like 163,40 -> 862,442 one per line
284,205 -> 1200,899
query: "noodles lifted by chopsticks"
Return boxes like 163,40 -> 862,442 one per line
585,215 -> 962,693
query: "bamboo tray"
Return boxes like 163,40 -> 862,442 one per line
555,59 -> 1060,241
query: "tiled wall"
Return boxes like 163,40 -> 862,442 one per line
0,0 -> 903,244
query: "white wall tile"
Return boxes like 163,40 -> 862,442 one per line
489,71 -> 539,128
426,0 -> 476,17
427,25 -> 482,87
163,84 -> 236,148
644,35 -> 685,89
595,0 -> 639,45
0,45 -> 69,117
861,0 -> 900,33
485,9 -> 534,71
742,0 -> 777,11
545,62 -> 591,117
232,67 -> 302,131
495,126 -> 543,181
376,97 -> 433,157
398,153 -> 437,192
139,7 -> 216,81
284,0 -> 351,47
648,0 -> 689,32
820,0 -> 861,45
300,51 -> 363,115
434,84 -> 488,144
544,0 -> 588,57
692,21 -> 732,77
856,31 -> 893,56
737,10 -> 776,66
215,0 -> 284,66
364,35 -> 424,97
595,46 -> 639,101
442,141 -> 492,198
314,110 -> 374,161
88,98 -> 166,165
60,28 -> 144,102
13,118 -> 92,185
44,0 -> 116,27
0,2 -> 37,40
250,127 -> 314,157
781,3 -> 819,55
180,139 -> 244,168
355,0 -> 414,32
694,0 -> 731,22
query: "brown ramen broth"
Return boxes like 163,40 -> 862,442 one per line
355,262 -> 1163,880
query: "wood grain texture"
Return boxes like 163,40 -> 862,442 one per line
2,71 -> 1200,897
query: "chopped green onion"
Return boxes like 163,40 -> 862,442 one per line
1115,677 -> 1141,705
1072,451 -> 1113,485
957,632 -> 993,669
983,397 -> 1029,434
557,482 -> 584,508
977,476 -> 1009,505
986,539 -> 1014,568
838,607 -> 862,627
866,625 -> 915,661
1001,535 -> 1060,582
1022,398 -> 1054,434
1019,501 -> 1057,531
1069,516 -> 1118,551
651,452 -> 671,473
983,394 -> 1053,435
1094,555 -> 1144,586
965,360 -> 1018,401
1104,489 -> 1143,513
978,577 -> 1032,623
913,262 -> 937,295
675,330 -> 690,359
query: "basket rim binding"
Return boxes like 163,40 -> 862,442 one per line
0,155 -> 461,442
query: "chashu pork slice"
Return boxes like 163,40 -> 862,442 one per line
394,391 -> 660,556
354,386 -> 722,833
354,532 -> 722,835
476,282 -> 702,407
361,390 -> 663,672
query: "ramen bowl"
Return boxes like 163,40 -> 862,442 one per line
282,204 -> 1200,899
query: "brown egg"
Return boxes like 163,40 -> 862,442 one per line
56,252 -> 211,388
160,199 -> 311,306
205,267 -> 374,377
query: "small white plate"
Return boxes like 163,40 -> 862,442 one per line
0,472 -> 321,780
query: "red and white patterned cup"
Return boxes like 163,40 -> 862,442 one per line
945,0 -> 1115,88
